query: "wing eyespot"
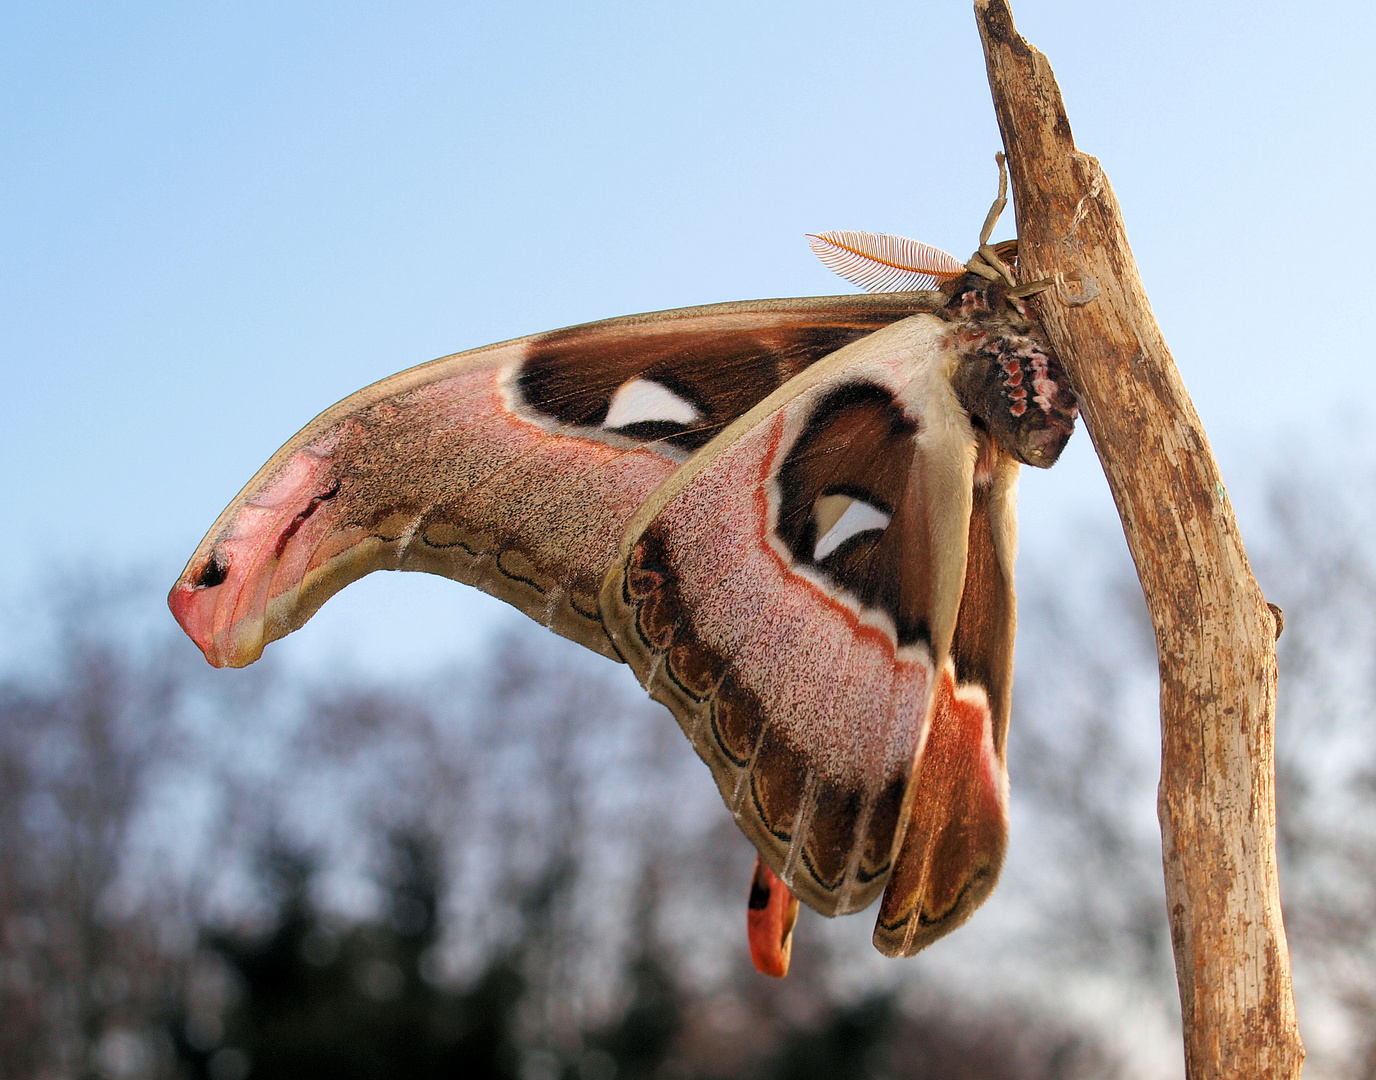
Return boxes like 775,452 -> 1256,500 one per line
602,378 -> 702,430
812,494 -> 892,562
194,552 -> 229,589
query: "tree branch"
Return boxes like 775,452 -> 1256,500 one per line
972,2 -> 1303,1075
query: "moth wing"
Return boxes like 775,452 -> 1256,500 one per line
600,313 -> 994,920
168,296 -> 932,668
871,454 -> 1017,956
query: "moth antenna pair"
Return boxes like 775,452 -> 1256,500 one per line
810,152 -> 1053,301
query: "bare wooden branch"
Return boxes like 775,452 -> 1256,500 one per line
972,2 -> 1303,1076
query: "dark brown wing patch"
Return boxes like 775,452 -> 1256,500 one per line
516,303 -> 928,452
773,382 -> 931,647
949,476 -> 1015,753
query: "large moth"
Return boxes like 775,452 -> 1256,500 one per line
169,163 -> 1078,974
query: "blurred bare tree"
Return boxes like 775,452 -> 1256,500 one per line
1008,534 -> 1180,1021
0,583 -> 192,1079
1258,474 -> 1376,1078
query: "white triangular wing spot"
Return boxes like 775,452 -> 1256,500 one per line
807,231 -> 966,294
603,378 -> 701,429
813,495 -> 892,561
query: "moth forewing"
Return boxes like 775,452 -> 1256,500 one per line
169,297 -> 934,671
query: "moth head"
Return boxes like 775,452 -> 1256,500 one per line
944,275 -> 1079,470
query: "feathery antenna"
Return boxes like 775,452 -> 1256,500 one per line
806,231 -> 966,293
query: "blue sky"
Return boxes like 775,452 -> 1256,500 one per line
3,1 -> 1373,674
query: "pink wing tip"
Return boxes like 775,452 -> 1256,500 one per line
807,231 -> 966,294
168,576 -> 229,667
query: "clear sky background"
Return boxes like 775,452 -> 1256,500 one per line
4,0 -> 1373,676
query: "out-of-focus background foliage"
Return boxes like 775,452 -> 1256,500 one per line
4,2 -> 1375,1077
8,479 -> 1376,1078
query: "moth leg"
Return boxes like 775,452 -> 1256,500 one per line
747,854 -> 800,978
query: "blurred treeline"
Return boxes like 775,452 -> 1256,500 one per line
5,473 -> 1376,1080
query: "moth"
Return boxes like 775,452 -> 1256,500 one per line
169,160 -> 1078,975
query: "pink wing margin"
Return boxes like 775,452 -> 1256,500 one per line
807,231 -> 966,294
